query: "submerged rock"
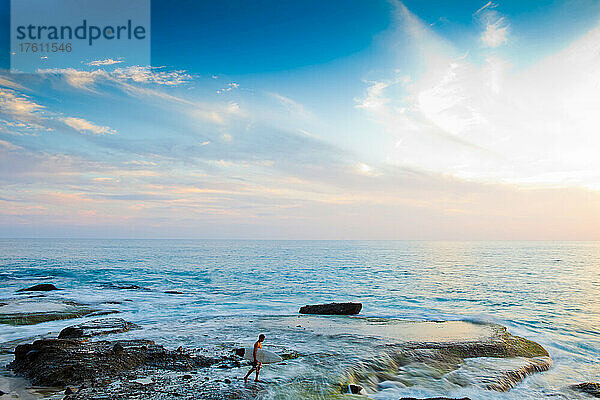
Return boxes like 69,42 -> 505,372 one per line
17,283 -> 59,292
104,284 -> 150,290
299,302 -> 362,315
402,325 -> 549,359
341,324 -> 551,395
571,382 -> 600,397
0,298 -> 97,326
400,398 -> 471,400
58,318 -> 139,339
445,356 -> 552,391
10,338 -> 222,387
85,309 -> 120,317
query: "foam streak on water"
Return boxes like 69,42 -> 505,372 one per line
1,239 -> 600,399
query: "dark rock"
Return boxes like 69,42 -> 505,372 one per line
58,318 -> 139,339
182,374 -> 193,380
299,302 -> 362,315
571,382 -> 600,397
10,338 -> 223,387
224,378 -> 231,384
26,349 -> 40,360
164,290 -> 184,294
112,284 -> 149,290
346,383 -> 365,394
113,343 -> 124,353
65,386 -> 76,395
234,348 -> 245,357
59,327 -> 84,339
17,283 -> 59,292
85,310 -> 120,317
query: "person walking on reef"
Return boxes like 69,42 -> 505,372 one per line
244,334 -> 265,383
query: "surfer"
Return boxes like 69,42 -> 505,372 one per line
244,334 -> 265,383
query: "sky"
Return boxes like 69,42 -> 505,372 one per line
1,0 -> 600,239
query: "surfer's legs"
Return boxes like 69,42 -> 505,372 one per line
255,363 -> 261,382
244,366 -> 255,383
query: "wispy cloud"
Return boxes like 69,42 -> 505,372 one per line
86,58 -> 124,66
38,65 -> 192,91
0,87 -> 54,134
355,75 -> 410,111
2,142 -> 599,239
357,2 -> 600,190
0,138 -> 22,150
0,76 -> 116,135
0,88 -> 44,117
475,1 -> 509,48
216,82 -> 239,94
33,66 -> 239,126
112,66 -> 192,86
474,1 -> 494,15
1,3 -> 599,239
39,68 -> 108,91
0,75 -> 26,91
481,17 -> 509,47
61,117 -> 116,135
269,92 -> 310,117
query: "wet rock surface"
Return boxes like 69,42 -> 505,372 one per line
0,298 -> 97,326
299,302 -> 362,315
400,398 -> 471,400
3,313 -> 558,400
445,356 -> 552,391
342,325 -> 551,395
58,318 -> 139,339
571,382 -> 600,397
10,338 -> 227,387
62,372 -> 247,400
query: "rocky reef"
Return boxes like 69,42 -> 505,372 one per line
0,298 -> 98,326
341,324 -> 552,396
571,382 -> 600,397
10,338 -> 222,387
8,317 -> 241,399
1,303 -> 563,400
58,317 -> 139,339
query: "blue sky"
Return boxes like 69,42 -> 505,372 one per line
1,0 -> 600,239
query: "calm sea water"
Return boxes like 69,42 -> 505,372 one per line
1,239 -> 599,399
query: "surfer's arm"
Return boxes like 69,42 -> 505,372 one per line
253,342 -> 259,362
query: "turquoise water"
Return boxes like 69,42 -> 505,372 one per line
1,239 -> 600,398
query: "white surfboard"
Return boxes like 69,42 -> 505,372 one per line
239,347 -> 282,364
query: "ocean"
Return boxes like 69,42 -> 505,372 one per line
1,239 -> 599,399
